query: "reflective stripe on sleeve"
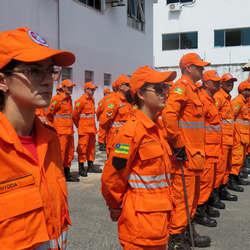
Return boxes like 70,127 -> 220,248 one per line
179,120 -> 204,129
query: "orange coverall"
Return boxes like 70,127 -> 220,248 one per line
230,94 -> 249,175
198,88 -> 222,205
102,110 -> 173,249
247,98 -> 250,154
214,88 -> 234,186
47,92 -> 74,168
73,93 -> 96,163
99,92 -> 132,155
162,75 -> 205,234
0,112 -> 70,250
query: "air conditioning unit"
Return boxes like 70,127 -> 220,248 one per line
169,3 -> 182,12
106,0 -> 126,7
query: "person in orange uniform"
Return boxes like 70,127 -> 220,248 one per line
102,65 -> 176,250
0,26 -> 74,250
99,74 -> 133,155
162,53 -> 211,249
213,73 -> 239,202
229,80 -> 250,190
47,79 -> 79,182
73,81 -> 101,177
194,70 -> 222,227
96,87 -> 112,151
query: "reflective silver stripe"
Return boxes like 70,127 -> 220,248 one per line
205,125 -> 221,132
111,121 -> 125,127
235,119 -> 249,125
128,173 -> 171,182
80,114 -> 95,118
34,241 -> 50,250
222,119 -> 234,124
58,231 -> 68,250
129,181 -> 169,189
54,114 -> 72,118
179,120 -> 204,129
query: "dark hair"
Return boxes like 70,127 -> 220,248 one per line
134,83 -> 153,108
0,60 -> 21,110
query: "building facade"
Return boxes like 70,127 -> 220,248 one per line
0,0 -> 155,101
154,0 -> 250,96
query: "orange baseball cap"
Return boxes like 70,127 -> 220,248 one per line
112,74 -> 130,89
61,79 -> 75,88
83,81 -> 97,89
179,53 -> 210,69
203,70 -> 221,82
130,66 -> 177,96
238,80 -> 250,93
103,87 -> 111,95
221,73 -> 237,83
0,27 -> 75,69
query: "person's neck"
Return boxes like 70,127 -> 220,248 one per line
183,73 -> 197,83
140,106 -> 157,121
3,97 -> 35,136
204,87 -> 213,97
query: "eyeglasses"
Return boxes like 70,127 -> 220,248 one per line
4,65 -> 60,82
144,84 -> 168,97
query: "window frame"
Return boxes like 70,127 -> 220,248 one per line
61,67 -> 73,81
85,70 -> 94,83
104,73 -> 112,86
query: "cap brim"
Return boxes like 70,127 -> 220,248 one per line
15,47 -> 75,67
193,60 -> 210,67
147,70 -> 177,84
210,76 -> 221,82
222,77 -> 237,82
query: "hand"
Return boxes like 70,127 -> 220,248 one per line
109,207 -> 122,222
173,146 -> 187,162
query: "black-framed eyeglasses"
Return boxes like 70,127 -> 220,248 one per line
143,83 -> 168,97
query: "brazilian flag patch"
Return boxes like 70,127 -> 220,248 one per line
173,87 -> 184,95
114,143 -> 130,154
108,103 -> 114,109
76,102 -> 81,107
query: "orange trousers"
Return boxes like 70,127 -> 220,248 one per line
120,241 -> 166,250
58,134 -> 74,168
169,174 -> 200,235
198,157 -> 216,205
231,143 -> 247,176
98,125 -> 106,144
215,145 -> 232,187
77,133 -> 96,163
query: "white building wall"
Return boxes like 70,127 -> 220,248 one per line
154,0 -> 250,97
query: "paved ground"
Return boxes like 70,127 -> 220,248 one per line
67,152 -> 250,250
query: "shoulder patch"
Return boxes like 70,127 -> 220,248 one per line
76,102 -> 81,107
114,143 -> 130,155
108,103 -> 114,109
234,104 -> 241,110
112,157 -> 127,170
173,87 -> 184,95
52,100 -> 57,105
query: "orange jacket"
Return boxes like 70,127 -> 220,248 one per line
162,75 -> 205,174
99,92 -> 133,133
102,109 -> 172,246
198,88 -> 222,158
47,92 -> 74,135
72,93 -> 96,134
0,112 -> 70,250
214,88 -> 234,146
231,94 -> 249,145
96,92 -> 114,120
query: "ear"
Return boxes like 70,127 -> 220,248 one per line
136,89 -> 145,102
0,73 -> 9,93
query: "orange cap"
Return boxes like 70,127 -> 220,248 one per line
179,53 -> 210,69
0,27 -> 75,69
221,73 -> 237,83
130,66 -> 177,96
61,79 -> 75,88
203,70 -> 221,82
103,87 -> 111,95
112,74 -> 130,89
83,81 -> 97,89
238,80 -> 250,93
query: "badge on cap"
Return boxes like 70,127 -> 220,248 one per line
28,30 -> 49,47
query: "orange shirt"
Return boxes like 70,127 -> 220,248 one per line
102,109 -> 172,246
162,75 -> 205,175
231,94 -> 249,145
47,92 -> 73,135
214,88 -> 234,146
198,88 -> 222,159
96,92 -> 114,120
72,93 -> 96,134
0,113 -> 70,249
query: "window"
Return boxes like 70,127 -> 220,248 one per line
167,0 -> 193,4
214,28 -> 250,47
127,0 -> 145,32
77,0 -> 101,11
162,32 -> 198,51
104,73 -> 112,86
85,70 -> 94,82
61,67 -> 72,80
